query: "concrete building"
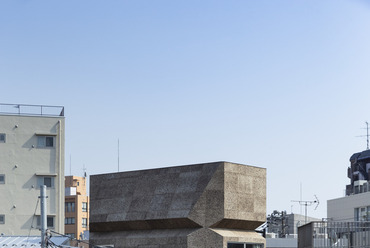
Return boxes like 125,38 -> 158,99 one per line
90,161 -> 266,248
267,212 -> 320,238
0,103 -> 65,235
265,212 -> 320,248
327,150 -> 370,222
65,176 -> 89,240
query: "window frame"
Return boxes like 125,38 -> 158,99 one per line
37,136 -> 55,148
227,243 -> 264,248
37,176 -> 55,188
82,218 -> 87,228
36,216 -> 54,228
65,217 -> 75,225
82,202 -> 88,212
65,202 -> 75,212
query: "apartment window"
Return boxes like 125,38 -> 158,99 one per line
37,216 -> 54,228
0,174 -> 4,184
37,136 -> 54,148
355,206 -> 370,221
82,202 -> 88,212
82,218 -> 87,228
37,177 -> 54,188
0,133 -> 5,143
65,217 -> 75,225
0,215 -> 4,224
65,202 -> 75,212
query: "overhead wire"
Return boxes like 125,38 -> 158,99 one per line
26,198 -> 40,245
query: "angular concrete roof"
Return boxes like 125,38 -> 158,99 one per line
90,161 -> 266,232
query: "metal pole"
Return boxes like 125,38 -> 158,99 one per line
40,185 -> 47,248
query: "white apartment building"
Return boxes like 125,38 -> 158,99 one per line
0,104 -> 65,235
327,149 -> 370,222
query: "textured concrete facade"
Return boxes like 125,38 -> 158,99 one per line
90,162 -> 266,248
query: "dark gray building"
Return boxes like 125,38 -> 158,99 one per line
90,161 -> 266,248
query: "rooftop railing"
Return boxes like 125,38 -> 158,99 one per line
0,103 -> 64,117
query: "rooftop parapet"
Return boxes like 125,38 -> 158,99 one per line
0,103 -> 64,117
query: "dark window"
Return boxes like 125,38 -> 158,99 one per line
0,175 -> 4,184
45,137 -> 54,147
37,136 -> 54,148
47,217 -> 54,227
228,243 -> 263,248
228,244 -> 244,248
38,177 -> 54,188
82,218 -> 87,228
65,202 -> 75,212
0,133 -> 5,143
44,177 -> 52,187
65,217 -> 75,225
37,216 -> 54,227
0,215 -> 4,224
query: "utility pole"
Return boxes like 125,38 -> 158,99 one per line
40,185 -> 47,248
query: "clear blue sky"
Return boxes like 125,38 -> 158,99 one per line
1,0 -> 370,219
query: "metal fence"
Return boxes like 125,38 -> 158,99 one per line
0,103 -> 64,117
298,221 -> 370,248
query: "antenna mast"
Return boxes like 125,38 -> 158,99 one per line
367,121 -> 369,150
118,138 -> 120,172
291,195 -> 319,224
356,122 -> 369,150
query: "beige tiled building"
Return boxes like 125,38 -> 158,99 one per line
65,175 -> 89,240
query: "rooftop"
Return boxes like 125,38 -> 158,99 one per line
0,103 -> 64,117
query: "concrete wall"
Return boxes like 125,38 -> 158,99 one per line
90,161 -> 266,248
0,114 -> 65,235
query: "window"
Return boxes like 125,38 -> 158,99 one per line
82,218 -> 87,228
65,217 -> 75,225
0,133 -> 5,143
0,174 -> 4,184
37,136 -> 54,148
65,202 -> 75,212
37,216 -> 54,228
228,243 -> 264,248
82,202 -> 88,212
37,177 -> 54,188
0,215 -> 4,224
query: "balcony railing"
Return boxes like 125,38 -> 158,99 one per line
0,103 -> 64,117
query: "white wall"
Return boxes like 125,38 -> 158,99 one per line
327,192 -> 370,222
0,114 -> 65,235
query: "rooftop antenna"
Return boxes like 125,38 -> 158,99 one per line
83,164 -> 87,178
118,138 -> 120,172
70,155 -> 72,176
291,195 -> 319,224
356,121 -> 369,150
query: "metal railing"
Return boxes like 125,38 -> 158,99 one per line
0,103 -> 64,117
298,221 -> 370,248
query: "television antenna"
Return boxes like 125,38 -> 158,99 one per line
291,195 -> 319,224
356,121 -> 369,150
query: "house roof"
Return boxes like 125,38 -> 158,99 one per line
0,236 -> 69,247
